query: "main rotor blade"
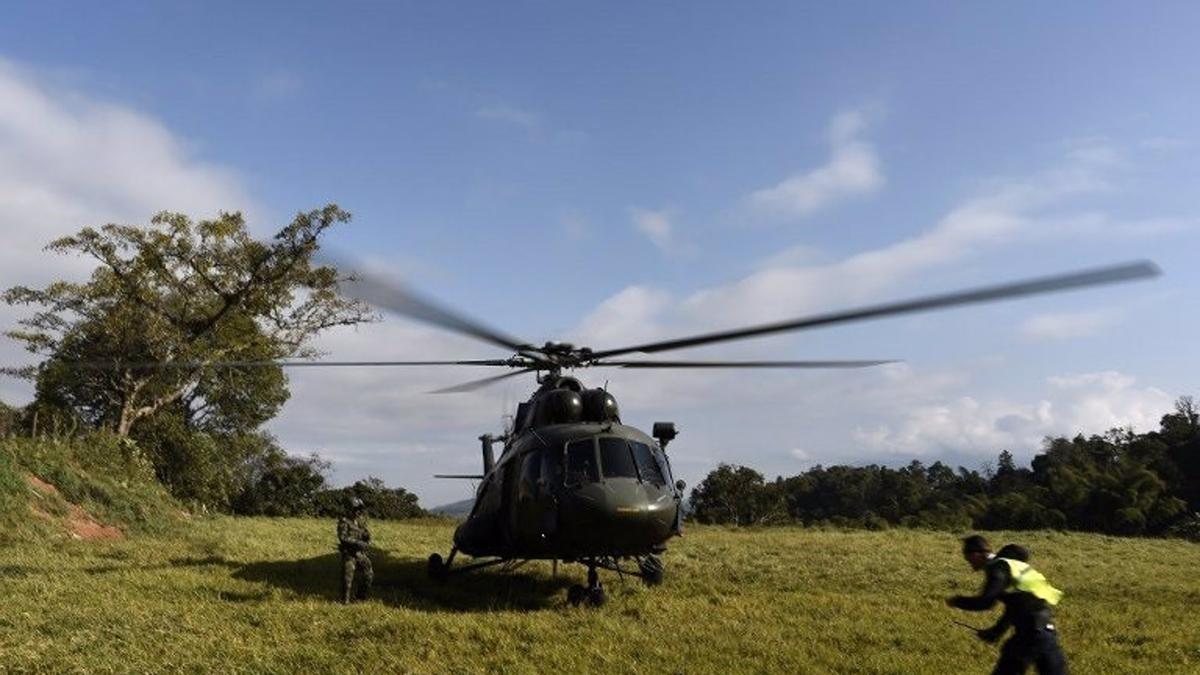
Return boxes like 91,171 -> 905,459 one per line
588,260 -> 1160,359
329,256 -> 536,355
593,359 -> 897,369
430,368 -> 537,394
76,359 -> 515,369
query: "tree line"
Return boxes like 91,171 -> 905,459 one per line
689,396 -> 1200,540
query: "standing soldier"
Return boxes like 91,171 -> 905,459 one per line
337,497 -> 373,603
947,534 -> 1068,674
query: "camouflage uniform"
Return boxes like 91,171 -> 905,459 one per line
337,510 -> 373,603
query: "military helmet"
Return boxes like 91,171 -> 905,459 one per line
348,496 -> 365,511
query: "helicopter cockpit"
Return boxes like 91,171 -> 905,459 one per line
564,436 -> 670,487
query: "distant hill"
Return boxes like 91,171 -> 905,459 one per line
430,497 -> 475,518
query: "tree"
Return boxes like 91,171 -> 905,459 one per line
689,464 -> 783,526
4,206 -> 373,436
232,443 -> 330,517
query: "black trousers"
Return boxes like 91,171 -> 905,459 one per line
992,628 -> 1067,675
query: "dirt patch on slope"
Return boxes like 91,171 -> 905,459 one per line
26,474 -> 124,541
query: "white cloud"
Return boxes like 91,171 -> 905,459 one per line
748,109 -> 883,219
1019,309 -> 1121,341
572,285 -> 674,349
1139,136 -> 1189,152
853,371 -> 1173,458
635,141 -> 1125,329
630,207 -> 676,253
475,104 -> 541,131
473,100 -> 586,145
0,58 -> 251,401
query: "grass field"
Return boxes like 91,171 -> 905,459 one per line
0,518 -> 1197,674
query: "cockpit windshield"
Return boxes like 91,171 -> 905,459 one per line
598,437 -> 638,479
563,436 -> 674,486
630,441 -> 666,486
565,439 -> 598,485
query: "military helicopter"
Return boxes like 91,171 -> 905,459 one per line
316,258 -> 1158,606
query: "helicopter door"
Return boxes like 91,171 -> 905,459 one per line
514,449 -> 545,548
500,458 -> 520,549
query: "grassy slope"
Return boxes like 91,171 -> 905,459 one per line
0,436 -> 180,542
0,519 -> 1196,674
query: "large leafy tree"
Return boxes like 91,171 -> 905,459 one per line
3,205 -> 374,437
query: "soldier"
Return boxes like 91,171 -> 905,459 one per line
337,496 -> 373,603
948,535 -> 1068,675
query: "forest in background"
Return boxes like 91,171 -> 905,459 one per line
689,396 -> 1200,540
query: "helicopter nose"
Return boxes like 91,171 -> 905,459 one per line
604,483 -> 677,543
563,480 -> 678,552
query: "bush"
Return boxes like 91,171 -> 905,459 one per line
862,512 -> 889,531
1114,507 -> 1147,535
1166,513 -> 1200,542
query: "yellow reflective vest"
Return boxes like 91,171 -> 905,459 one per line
995,557 -> 1063,606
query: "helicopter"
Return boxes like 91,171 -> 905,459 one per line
312,257 -> 1159,606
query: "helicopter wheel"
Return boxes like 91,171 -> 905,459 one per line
638,555 -> 665,586
567,584 -> 588,607
427,553 -> 448,582
587,585 -> 607,607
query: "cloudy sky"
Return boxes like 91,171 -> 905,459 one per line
1,3 -> 1197,506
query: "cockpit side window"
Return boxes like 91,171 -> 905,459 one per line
630,441 -> 666,486
565,439 -> 598,485
519,449 -> 542,501
541,446 -> 562,487
598,437 -> 638,479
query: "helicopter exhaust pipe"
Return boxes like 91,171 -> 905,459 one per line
479,434 -> 497,474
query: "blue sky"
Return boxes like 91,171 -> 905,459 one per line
1,3 -> 1197,505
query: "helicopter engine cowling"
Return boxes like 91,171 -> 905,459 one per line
536,389 -> 584,425
581,389 -> 620,423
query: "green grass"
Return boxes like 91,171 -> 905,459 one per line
0,518 -> 1197,674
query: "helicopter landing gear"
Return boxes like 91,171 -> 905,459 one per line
568,561 -> 606,607
427,548 -> 457,582
428,549 -> 519,581
637,554 -> 665,586
429,547 -> 460,578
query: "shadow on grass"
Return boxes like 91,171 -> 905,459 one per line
0,564 -> 37,578
229,549 -> 577,613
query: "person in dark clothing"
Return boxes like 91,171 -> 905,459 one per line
975,544 -> 1032,647
947,535 -> 1068,675
337,497 -> 373,603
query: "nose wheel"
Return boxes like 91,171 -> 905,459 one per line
637,554 -> 664,586
568,561 -> 606,607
